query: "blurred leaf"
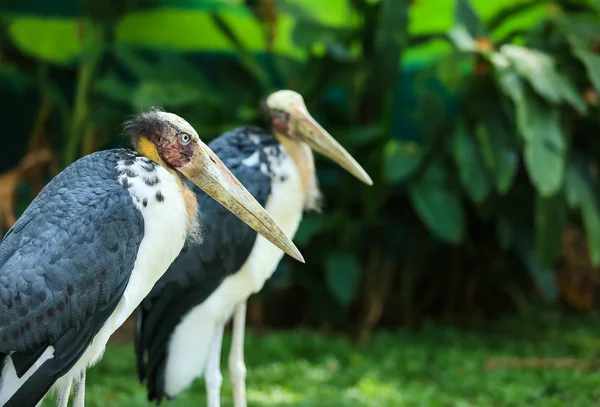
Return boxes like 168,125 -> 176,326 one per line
524,246 -> 559,302
519,98 -> 565,197
573,49 -> 600,94
294,213 -> 341,246
95,75 -> 134,104
476,114 -> 518,195
0,65 -> 34,93
454,0 -> 487,38
383,140 -> 422,183
435,53 -> 471,92
131,81 -> 205,109
447,25 -> 477,52
566,160 -> 600,266
408,160 -> 465,244
535,194 -> 567,268
8,17 -> 82,65
340,125 -> 384,147
556,73 -> 587,115
325,252 -> 361,306
487,0 -> 545,32
291,21 -> 355,48
374,0 -> 408,95
500,45 -> 562,104
210,12 -> 272,89
451,123 -> 491,203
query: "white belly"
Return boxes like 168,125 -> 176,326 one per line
164,157 -> 305,396
0,156 -> 190,405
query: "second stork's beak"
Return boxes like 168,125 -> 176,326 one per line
178,141 -> 305,263
291,105 -> 373,186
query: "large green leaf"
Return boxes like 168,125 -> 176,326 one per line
476,114 -> 518,195
8,18 -> 82,65
500,45 -> 562,104
535,194 -> 567,268
451,123 -> 491,203
565,161 -> 600,266
325,252 -> 362,306
383,140 -> 423,183
519,97 -> 566,197
408,160 -> 465,244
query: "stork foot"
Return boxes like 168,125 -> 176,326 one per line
230,302 -> 248,407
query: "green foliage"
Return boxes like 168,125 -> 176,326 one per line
40,313 -> 600,406
3,0 -> 600,329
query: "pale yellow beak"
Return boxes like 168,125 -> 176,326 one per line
178,141 -> 305,263
291,105 -> 373,186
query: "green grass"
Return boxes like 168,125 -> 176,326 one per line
42,312 -> 600,406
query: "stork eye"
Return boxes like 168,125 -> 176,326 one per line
179,133 -> 191,145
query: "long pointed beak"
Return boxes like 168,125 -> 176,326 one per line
291,105 -> 373,186
178,141 -> 305,263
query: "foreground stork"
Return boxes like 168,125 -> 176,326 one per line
135,90 -> 372,407
0,109 -> 302,407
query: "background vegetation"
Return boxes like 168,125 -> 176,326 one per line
2,0 -> 600,364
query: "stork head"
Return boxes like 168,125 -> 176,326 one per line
263,90 -> 373,186
124,108 -> 304,263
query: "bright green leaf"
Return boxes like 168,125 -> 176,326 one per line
383,140 -> 423,183
8,18 -> 82,65
535,194 -> 567,268
451,123 -> 491,203
408,160 -> 465,244
325,252 -> 362,306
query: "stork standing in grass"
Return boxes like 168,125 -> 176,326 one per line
135,90 -> 372,407
0,109 -> 302,407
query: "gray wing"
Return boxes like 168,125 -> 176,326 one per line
135,126 -> 276,402
0,149 -> 143,375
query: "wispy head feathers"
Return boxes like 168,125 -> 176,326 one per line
122,107 -> 168,147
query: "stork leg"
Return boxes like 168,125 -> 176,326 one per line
229,302 -> 248,407
72,370 -> 86,407
206,322 -> 225,407
55,378 -> 72,407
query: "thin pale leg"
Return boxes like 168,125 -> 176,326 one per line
206,322 -> 225,407
72,370 -> 86,407
229,302 -> 247,407
55,378 -> 72,407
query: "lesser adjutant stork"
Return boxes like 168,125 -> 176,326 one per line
0,109 -> 302,407
135,90 -> 372,407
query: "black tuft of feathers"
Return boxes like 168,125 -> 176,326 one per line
122,107 -> 168,147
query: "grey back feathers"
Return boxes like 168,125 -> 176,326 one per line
0,149 -> 145,405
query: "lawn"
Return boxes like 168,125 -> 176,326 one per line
41,311 -> 600,406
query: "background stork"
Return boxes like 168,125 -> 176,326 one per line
135,90 -> 372,407
0,109 -> 302,407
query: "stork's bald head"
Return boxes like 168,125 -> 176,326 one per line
262,90 -> 373,186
